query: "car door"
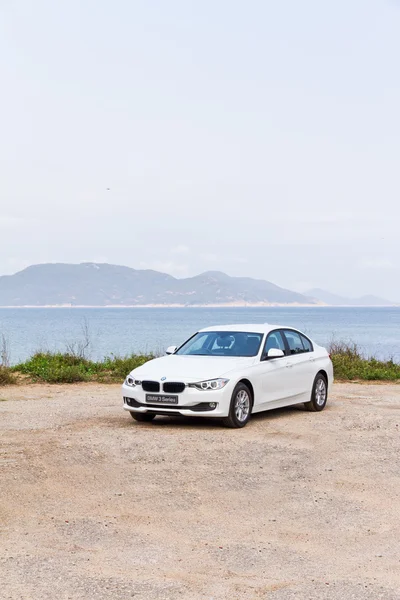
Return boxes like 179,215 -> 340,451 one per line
281,329 -> 316,401
254,330 -> 289,409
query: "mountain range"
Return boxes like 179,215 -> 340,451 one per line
0,263 -> 396,307
0,263 -> 317,307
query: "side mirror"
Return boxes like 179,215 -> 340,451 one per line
265,348 -> 285,360
166,346 -> 177,355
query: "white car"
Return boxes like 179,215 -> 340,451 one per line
122,324 -> 333,428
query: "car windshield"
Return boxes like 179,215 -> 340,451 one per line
176,331 -> 263,357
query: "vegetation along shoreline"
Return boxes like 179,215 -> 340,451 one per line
0,342 -> 399,386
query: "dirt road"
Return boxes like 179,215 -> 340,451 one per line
1,382 -> 399,599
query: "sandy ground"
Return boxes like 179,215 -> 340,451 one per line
0,382 -> 399,600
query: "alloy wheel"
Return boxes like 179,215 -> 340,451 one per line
315,378 -> 327,406
234,389 -> 250,422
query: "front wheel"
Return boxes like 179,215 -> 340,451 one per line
130,412 -> 156,422
222,383 -> 252,428
304,373 -> 328,412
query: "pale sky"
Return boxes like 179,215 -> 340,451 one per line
1,0 -> 399,300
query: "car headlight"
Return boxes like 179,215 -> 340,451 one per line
125,376 -> 141,387
188,378 -> 229,391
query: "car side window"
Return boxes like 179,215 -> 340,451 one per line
300,334 -> 313,353
282,330 -> 305,355
263,330 -> 286,357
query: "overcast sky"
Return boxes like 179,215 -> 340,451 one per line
1,0 -> 399,300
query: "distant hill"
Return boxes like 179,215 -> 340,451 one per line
307,288 -> 396,307
0,263 -> 318,307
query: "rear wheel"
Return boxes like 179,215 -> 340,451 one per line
130,412 -> 156,422
222,383 -> 252,428
304,373 -> 328,412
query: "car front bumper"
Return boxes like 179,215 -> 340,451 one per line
121,382 -> 233,418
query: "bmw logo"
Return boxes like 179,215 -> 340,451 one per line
161,376 -> 167,381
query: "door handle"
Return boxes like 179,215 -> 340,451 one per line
286,363 -> 293,368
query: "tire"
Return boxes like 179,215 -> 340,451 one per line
130,412 -> 156,422
304,373 -> 328,412
222,383 -> 252,428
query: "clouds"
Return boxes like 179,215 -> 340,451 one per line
170,245 -> 190,255
0,215 -> 25,229
359,258 -> 397,271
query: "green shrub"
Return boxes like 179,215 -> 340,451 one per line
8,344 -> 398,384
12,352 -> 95,383
329,341 -> 400,381
97,353 -> 153,381
12,351 -> 153,384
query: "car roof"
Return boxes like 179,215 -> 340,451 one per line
198,323 -> 285,335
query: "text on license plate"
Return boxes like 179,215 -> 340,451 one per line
146,394 -> 178,404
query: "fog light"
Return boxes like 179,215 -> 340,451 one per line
209,402 -> 217,408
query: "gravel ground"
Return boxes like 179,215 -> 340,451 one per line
1,382 -> 399,600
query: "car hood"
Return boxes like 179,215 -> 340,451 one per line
130,355 -> 256,381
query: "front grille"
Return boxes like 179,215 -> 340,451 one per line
163,382 -> 186,394
142,380 -> 160,393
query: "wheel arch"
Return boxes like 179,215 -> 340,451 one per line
316,370 -> 328,387
237,378 -> 254,408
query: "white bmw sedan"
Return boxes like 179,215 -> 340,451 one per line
122,324 -> 333,428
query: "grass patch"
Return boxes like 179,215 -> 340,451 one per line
329,341 -> 400,381
0,366 -> 17,386
12,352 -> 153,384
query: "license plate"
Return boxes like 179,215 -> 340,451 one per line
146,394 -> 178,405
